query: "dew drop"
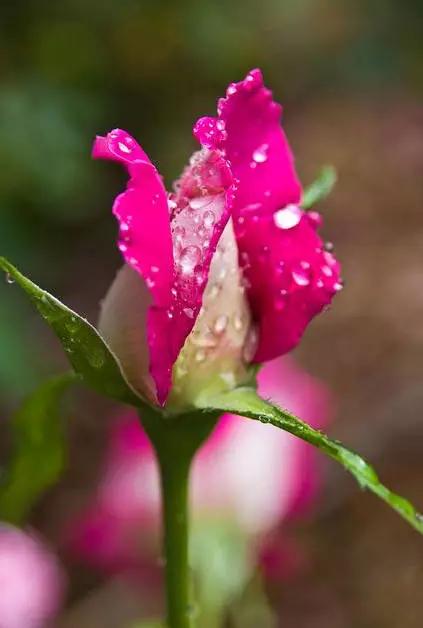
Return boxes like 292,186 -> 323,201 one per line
168,196 -> 177,212
292,261 -> 311,287
321,265 -> 333,278
203,210 -> 215,228
87,347 -> 105,369
192,329 -> 217,348
324,241 -> 334,252
5,273 -> 14,285
195,349 -> 206,363
333,281 -> 343,292
178,245 -> 201,275
252,143 -> 269,164
173,225 -> 186,242
243,327 -> 258,362
274,205 -> 302,230
118,141 -> 131,154
323,251 -> 337,267
183,307 -> 195,319
308,211 -> 322,228
214,315 -> 228,334
233,315 -> 244,332
208,284 -> 220,300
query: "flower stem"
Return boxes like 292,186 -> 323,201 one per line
140,408 -> 218,628
156,443 -> 193,628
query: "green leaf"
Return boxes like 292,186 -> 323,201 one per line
196,388 -> 423,535
301,165 -> 337,209
0,373 -> 75,524
0,257 -> 141,406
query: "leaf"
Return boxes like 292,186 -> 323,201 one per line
301,165 -> 337,209
0,373 -> 75,524
0,257 -> 141,407
196,387 -> 423,535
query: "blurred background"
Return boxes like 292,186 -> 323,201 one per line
1,0 -> 423,626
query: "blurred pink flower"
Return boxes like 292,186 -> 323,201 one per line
67,357 -> 331,577
95,69 -> 341,406
0,525 -> 65,628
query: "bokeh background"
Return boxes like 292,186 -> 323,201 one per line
1,0 -> 423,626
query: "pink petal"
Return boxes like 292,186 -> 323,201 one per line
238,207 -> 342,361
95,131 -> 234,404
195,71 -> 341,362
165,148 -> 235,382
193,68 -> 301,216
93,129 -> 175,403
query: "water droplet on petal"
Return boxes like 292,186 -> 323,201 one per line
333,281 -> 343,292
252,143 -> 269,164
195,349 -> 207,363
208,284 -> 220,300
233,315 -> 244,331
203,210 -> 215,228
324,241 -> 334,252
274,205 -> 302,230
192,329 -> 217,348
308,211 -> 323,228
323,251 -> 337,267
178,245 -> 201,275
321,265 -> 333,278
118,141 -> 131,154
243,327 -> 258,362
183,307 -> 195,319
292,261 -> 311,287
214,315 -> 228,334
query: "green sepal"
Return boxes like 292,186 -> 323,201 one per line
0,257 -> 143,407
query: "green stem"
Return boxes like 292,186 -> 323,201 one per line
141,408 -> 218,628
156,443 -> 194,628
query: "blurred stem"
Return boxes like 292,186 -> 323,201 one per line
141,408 -> 218,628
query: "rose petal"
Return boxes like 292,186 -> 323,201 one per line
165,149 -> 235,388
95,132 -> 235,404
94,129 -> 175,403
193,68 -> 301,216
168,220 -> 251,411
238,208 -> 342,362
195,71 -> 341,361
98,265 -> 156,403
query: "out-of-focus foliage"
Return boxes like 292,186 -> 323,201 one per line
0,374 -> 73,524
